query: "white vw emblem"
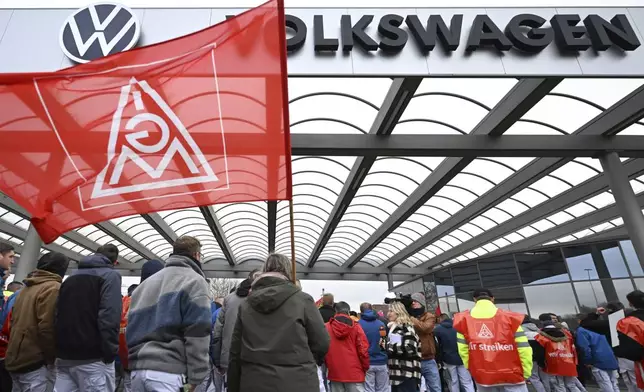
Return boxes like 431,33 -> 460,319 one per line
60,2 -> 141,63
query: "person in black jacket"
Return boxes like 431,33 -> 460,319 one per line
54,244 -> 122,392
617,291 -> 644,392
319,293 -> 336,323
434,313 -> 474,392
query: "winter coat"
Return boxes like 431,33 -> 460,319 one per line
319,304 -> 336,323
523,322 -> 543,364
127,254 -> 211,385
434,319 -> 462,366
325,314 -> 369,382
0,291 -> 18,359
576,326 -> 619,371
387,322 -> 422,386
5,270 -> 62,373
617,309 -> 644,363
412,311 -> 436,360
227,275 -> 330,392
55,253 -> 122,363
212,278 -> 251,369
358,310 -> 388,366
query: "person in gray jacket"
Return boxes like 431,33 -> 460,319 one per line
212,269 -> 260,374
126,236 -> 211,392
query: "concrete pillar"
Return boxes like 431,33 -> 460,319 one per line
600,153 -> 644,268
14,224 -> 42,281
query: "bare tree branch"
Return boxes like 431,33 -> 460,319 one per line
208,277 -> 239,300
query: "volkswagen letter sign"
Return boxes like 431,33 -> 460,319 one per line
60,3 -> 141,63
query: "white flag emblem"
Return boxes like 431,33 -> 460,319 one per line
91,77 -> 220,200
477,323 -> 494,339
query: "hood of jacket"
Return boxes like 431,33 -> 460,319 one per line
539,327 -> 567,342
236,278 -> 252,297
78,253 -> 113,269
247,276 -> 298,314
439,319 -> 453,329
23,270 -> 62,287
361,310 -> 378,322
329,314 -> 355,339
165,254 -> 206,279
522,322 -> 539,333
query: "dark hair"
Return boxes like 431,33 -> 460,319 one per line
539,313 -> 557,322
97,244 -> 119,263
360,302 -> 372,313
173,236 -> 201,258
128,284 -> 138,296
606,302 -> 625,314
473,288 -> 493,300
0,242 -> 14,256
627,290 -> 644,309
6,281 -> 23,291
350,311 -> 358,317
335,301 -> 350,314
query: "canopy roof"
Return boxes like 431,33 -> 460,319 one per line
2,76 -> 644,281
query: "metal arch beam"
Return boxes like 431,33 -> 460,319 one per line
414,158 -> 644,269
490,193 -> 644,255
0,219 -> 82,263
72,268 -> 420,282
382,157 -> 565,268
0,193 -> 131,264
267,201 -> 277,253
142,213 -> 178,244
94,221 -> 158,261
292,134 -> 644,157
342,78 -> 562,268
111,259 -> 425,275
408,85 -> 644,270
199,206 -> 236,265
306,77 -> 423,267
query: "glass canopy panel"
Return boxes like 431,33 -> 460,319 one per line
322,157 -> 441,265
74,225 -> 141,263
277,156 -> 355,264
288,78 -> 391,135
214,202 -> 268,263
110,215 -> 172,259
553,79 -> 644,109
521,97 -> 601,134
0,208 -> 30,231
157,208 -> 225,262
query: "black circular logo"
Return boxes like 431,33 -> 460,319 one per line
60,3 -> 141,64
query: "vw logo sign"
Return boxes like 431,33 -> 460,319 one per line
60,3 -> 141,63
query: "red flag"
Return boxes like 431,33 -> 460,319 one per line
435,304 -> 442,317
0,0 -> 291,243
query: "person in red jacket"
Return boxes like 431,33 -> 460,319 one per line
325,301 -> 370,392
617,290 -> 644,390
534,320 -> 579,392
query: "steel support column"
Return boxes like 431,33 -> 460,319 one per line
600,152 -> 644,266
387,273 -> 394,290
14,224 -> 42,281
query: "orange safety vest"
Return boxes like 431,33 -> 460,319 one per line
454,309 -> 525,386
535,331 -> 578,377
119,295 -> 131,369
617,316 -> 644,389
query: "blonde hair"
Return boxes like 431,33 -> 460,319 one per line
389,301 -> 414,326
263,253 -> 293,281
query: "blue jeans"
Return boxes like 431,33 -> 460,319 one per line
421,359 -> 441,392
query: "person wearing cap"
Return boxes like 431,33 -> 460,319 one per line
4,251 -> 70,391
454,288 -> 532,392
409,292 -> 440,392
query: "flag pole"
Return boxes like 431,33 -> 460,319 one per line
275,0 -> 296,283
289,199 -> 296,283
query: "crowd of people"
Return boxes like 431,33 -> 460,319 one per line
1,238 -> 644,392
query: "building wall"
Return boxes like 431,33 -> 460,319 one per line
426,238 -> 644,325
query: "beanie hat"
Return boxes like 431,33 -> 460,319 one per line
411,292 -> 427,308
141,259 -> 164,282
37,252 -> 70,278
